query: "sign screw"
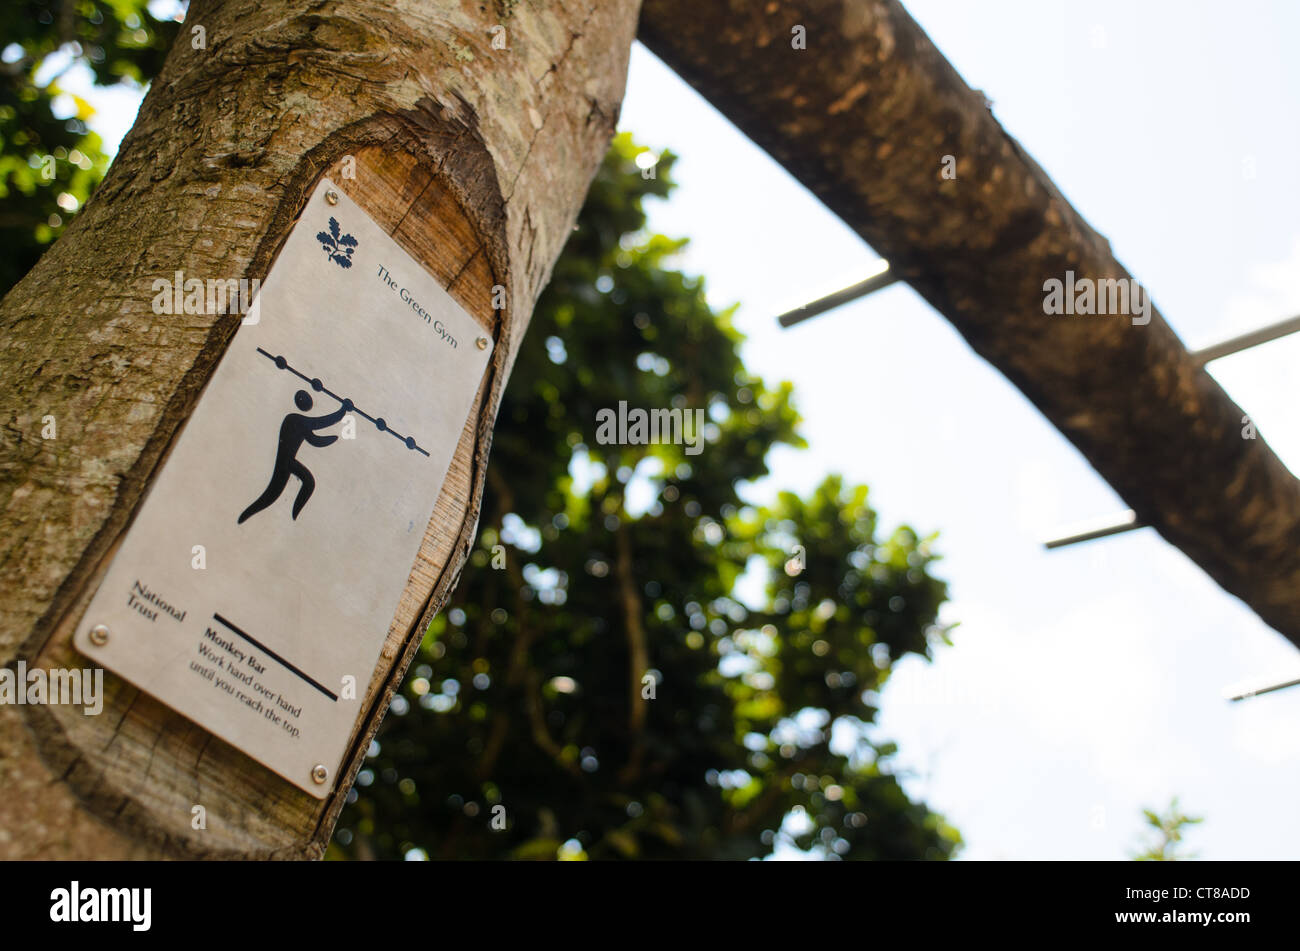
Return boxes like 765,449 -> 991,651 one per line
325,189 -> 339,206
89,624 -> 110,646
476,337 -> 489,350
311,764 -> 328,784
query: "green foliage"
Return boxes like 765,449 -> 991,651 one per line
0,0 -> 179,296
334,133 -> 961,861
1133,797 -> 1203,861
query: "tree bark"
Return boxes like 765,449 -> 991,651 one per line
638,0 -> 1300,647
0,0 -> 640,858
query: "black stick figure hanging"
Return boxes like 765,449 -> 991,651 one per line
238,350 -> 430,525
238,390 -> 346,524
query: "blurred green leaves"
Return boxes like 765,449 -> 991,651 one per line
1133,798 -> 1203,861
0,0 -> 180,296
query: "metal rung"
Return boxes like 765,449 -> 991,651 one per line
777,265 -> 898,328
1224,676 -> 1300,701
1043,511 -> 1144,549
1191,314 -> 1300,365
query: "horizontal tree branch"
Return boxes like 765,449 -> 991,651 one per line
639,0 -> 1300,646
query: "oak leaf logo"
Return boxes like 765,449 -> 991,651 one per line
316,217 -> 358,268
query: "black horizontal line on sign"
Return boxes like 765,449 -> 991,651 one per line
213,612 -> 338,702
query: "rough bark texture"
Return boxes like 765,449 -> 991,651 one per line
639,0 -> 1300,646
0,0 -> 640,858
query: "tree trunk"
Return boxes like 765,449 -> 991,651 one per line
0,0 -> 640,858
639,0 -> 1300,647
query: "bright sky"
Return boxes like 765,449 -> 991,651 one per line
75,0 -> 1300,859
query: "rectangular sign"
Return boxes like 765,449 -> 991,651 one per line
73,179 -> 493,797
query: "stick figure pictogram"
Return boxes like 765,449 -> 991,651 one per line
238,389 -> 347,524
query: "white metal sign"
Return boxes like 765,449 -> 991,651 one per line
74,179 -> 493,797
